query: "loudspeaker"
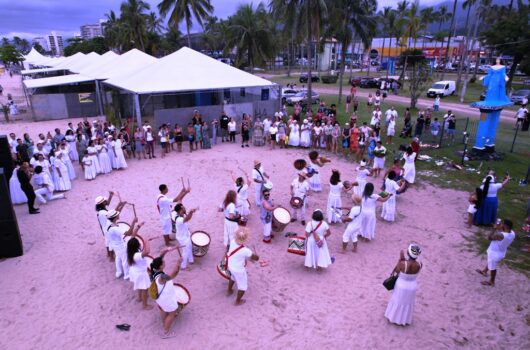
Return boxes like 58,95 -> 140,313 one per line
0,168 -> 23,258
0,135 -> 14,180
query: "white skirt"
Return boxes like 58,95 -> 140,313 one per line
304,237 -> 332,269
98,153 -> 113,174
130,268 -> 151,290
84,164 -> 97,180
64,160 -> 76,180
236,198 -> 250,216
354,179 -> 367,197
326,194 -> 342,223
384,273 -> 418,325
224,219 -> 239,246
373,156 -> 385,169
467,204 -> 477,214
9,172 -> 27,204
309,173 -> 322,192
403,163 -> 415,183
360,210 -> 376,240
55,173 -> 71,191
300,132 -> 311,147
67,142 -> 79,161
115,153 -> 128,169
381,195 -> 396,221
288,132 -> 300,146
91,155 -> 102,174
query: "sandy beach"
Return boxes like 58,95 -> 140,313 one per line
0,117 -> 529,349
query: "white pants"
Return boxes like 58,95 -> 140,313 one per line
34,187 -> 64,203
263,221 -> 272,239
292,199 -> 307,221
230,269 -> 248,291
113,248 -> 129,279
343,226 -> 360,243
254,185 -> 262,208
178,237 -> 194,269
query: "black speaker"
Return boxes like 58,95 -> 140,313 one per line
0,168 -> 23,258
0,135 -> 14,180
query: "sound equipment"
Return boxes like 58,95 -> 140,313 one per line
0,135 -> 15,180
0,168 -> 23,258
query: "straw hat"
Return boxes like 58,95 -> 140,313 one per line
254,160 -> 261,166
106,210 -> 120,219
95,196 -> 107,205
235,228 -> 250,245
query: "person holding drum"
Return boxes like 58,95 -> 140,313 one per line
221,190 -> 240,249
381,171 -> 406,222
353,160 -> 372,198
173,203 -> 198,270
308,151 -> 326,192
127,235 -> 153,310
304,209 -> 332,270
231,171 -> 251,219
149,252 -> 184,338
157,183 -> 190,246
95,192 -> 127,261
360,183 -> 392,241
342,195 -> 363,252
326,169 -> 351,224
252,160 -> 269,208
226,228 -> 259,305
291,171 -> 310,225
106,210 -> 143,279
261,186 -> 278,243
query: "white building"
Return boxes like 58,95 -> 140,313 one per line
47,31 -> 64,56
32,37 -> 49,52
80,23 -> 103,40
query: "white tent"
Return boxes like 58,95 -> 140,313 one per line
73,51 -> 120,76
24,74 -> 95,89
86,49 -> 157,80
23,47 -> 50,66
104,47 -> 275,94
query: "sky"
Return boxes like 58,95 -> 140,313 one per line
0,0 -> 445,40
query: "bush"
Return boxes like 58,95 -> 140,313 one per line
321,75 -> 338,84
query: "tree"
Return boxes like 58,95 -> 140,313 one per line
441,0 -> 458,80
471,0 -> 492,81
0,44 -> 25,65
159,27 -> 183,55
120,0 -> 150,52
400,48 -> 430,109
33,42 -> 46,54
434,5 -> 452,73
225,3 -> 275,71
64,37 -> 109,56
480,0 -> 530,91
455,0 -> 477,96
158,0 -> 214,48
104,10 -> 123,52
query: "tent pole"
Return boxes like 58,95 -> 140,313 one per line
134,94 -> 142,127
95,80 -> 104,116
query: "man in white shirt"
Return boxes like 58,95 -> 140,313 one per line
252,160 -> 269,208
95,192 -> 127,260
8,133 -> 18,155
106,210 -> 143,279
477,219 -> 516,286
145,126 -> 155,158
385,106 -> 398,127
32,165 -> 65,204
263,117 -> 272,144
226,228 -> 259,305
515,105 -> 528,128
290,171 -> 310,225
370,107 -> 382,127
157,183 -> 190,246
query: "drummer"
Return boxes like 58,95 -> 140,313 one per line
252,160 -> 270,208
227,228 -> 259,305
291,171 -> 310,226
342,195 -> 363,252
157,183 -> 190,246
149,251 -> 184,339
222,190 -> 240,249
106,210 -> 143,280
95,192 -> 127,261
231,171 -> 251,219
173,204 -> 198,270
261,185 -> 278,243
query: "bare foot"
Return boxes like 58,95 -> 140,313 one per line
142,305 -> 154,310
227,289 -> 234,296
160,330 -> 177,339
235,299 -> 246,306
136,298 -> 142,303
476,269 -> 488,277
481,281 -> 494,286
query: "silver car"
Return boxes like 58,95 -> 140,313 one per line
286,91 -> 320,105
510,89 -> 530,105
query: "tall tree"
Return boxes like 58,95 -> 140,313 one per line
434,5 -> 452,74
0,44 -> 25,65
158,0 -> 214,48
120,0 -> 150,52
471,0 -> 492,81
455,0 -> 477,94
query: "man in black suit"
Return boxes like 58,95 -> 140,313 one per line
16,162 -> 39,214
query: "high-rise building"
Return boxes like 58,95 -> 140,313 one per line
47,31 -> 64,56
32,37 -> 49,52
80,23 -> 103,40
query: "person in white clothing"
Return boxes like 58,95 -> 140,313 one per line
221,190 -> 240,248
476,219 -> 516,286
231,171 -> 251,218
360,183 -> 391,241
59,142 -> 76,180
9,165 -> 28,204
173,203 -> 198,269
381,171 -> 406,222
261,186 -> 278,243
304,210 -> 332,270
342,195 -> 363,252
402,146 -> 416,184
386,116 -> 396,145
106,210 -> 142,280
113,135 -> 128,169
291,171 -> 310,225
372,141 -> 387,177
157,183 -> 190,246
288,120 -> 300,147
127,235 -> 153,310
32,166 -> 66,204
226,228 -> 259,305
52,152 -> 71,191
252,160 -> 269,208
149,251 -> 184,338
326,169 -> 350,224
95,193 -> 127,261
353,160 -> 372,198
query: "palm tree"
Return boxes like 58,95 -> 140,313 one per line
226,3 -> 276,71
104,10 -> 122,51
456,0 -> 477,94
378,6 -> 393,71
435,5 -> 452,74
120,0 -> 150,52
441,0 -> 458,80
158,0 -> 214,48
394,0 -> 408,62
471,0 -> 492,81
419,7 -> 436,48
147,11 -> 165,34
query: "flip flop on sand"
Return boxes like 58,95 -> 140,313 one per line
116,324 -> 130,331
475,269 -> 488,277
481,281 -> 494,286
161,330 -> 177,339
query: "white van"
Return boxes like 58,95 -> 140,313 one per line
427,81 -> 456,97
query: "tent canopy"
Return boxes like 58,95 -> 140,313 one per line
24,74 -> 95,89
24,47 -> 49,65
21,67 -> 70,75
84,49 -> 157,80
104,47 -> 275,94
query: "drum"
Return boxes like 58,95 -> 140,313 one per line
272,207 -> 291,232
343,180 -> 352,190
216,256 -> 231,280
191,231 -> 211,257
119,222 -> 145,251
238,217 -> 248,227
174,283 -> 191,308
378,191 -> 389,198
290,196 -> 303,209
287,236 -> 306,256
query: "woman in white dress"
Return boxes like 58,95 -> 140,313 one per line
288,120 -> 300,147
326,170 -> 349,223
126,234 -> 153,310
87,140 -> 101,174
96,138 -> 112,174
231,172 -> 251,218
32,154 -> 52,178
106,136 -> 117,169
53,152 -> 72,191
385,244 -> 422,326
372,141 -> 386,177
222,190 -> 240,249
300,119 -> 311,148
360,183 -> 391,241
353,160 -> 372,197
304,210 -> 332,270
381,171 -> 406,222
113,135 -> 128,169
9,166 -> 27,204
64,130 -> 78,162
308,151 -> 324,192
82,150 -> 97,180
59,143 -> 76,180
402,146 -> 416,184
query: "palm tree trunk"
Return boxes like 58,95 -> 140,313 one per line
381,37 -> 386,70
470,11 -> 481,82
456,5 -> 473,93
387,37 -> 392,78
349,36 -> 356,81
442,0 -> 458,80
287,39 -> 292,77
306,1 -> 312,110
187,26 -> 192,48
338,40 -> 348,104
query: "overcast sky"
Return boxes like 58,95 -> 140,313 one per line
0,0 -> 445,39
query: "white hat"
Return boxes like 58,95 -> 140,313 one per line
303,119 -> 308,124
408,243 -> 421,259
106,210 -> 120,219
91,136 -> 97,141
360,160 -> 366,166
274,112 -> 280,117
95,196 -> 107,205
263,181 -> 273,190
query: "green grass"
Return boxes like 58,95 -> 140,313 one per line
286,93 -> 530,273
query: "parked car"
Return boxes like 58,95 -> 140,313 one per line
299,73 -> 320,83
359,77 -> 379,89
349,76 -> 364,86
478,65 -> 491,73
427,80 -> 456,97
281,88 -> 299,103
510,89 -> 530,105
286,91 -> 320,105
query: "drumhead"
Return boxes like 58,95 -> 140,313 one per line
174,283 -> 190,305
191,231 -> 210,246
273,207 -> 291,224
117,221 -> 130,231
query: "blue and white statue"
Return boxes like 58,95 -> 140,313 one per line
471,58 -> 513,152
